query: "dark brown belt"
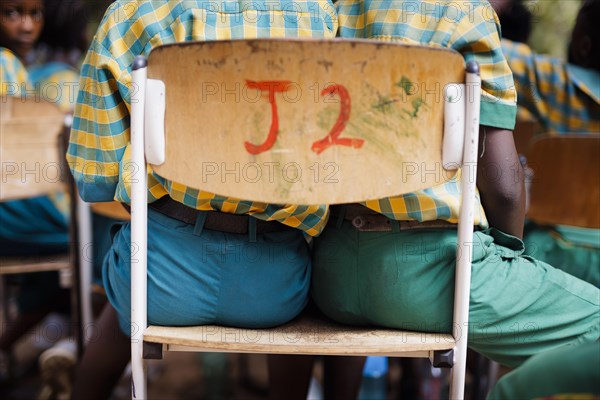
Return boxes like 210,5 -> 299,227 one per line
148,196 -> 290,234
331,204 -> 460,232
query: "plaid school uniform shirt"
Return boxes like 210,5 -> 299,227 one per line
0,47 -> 28,96
67,0 -> 338,237
336,0 -> 518,227
502,39 -> 600,134
29,62 -> 80,113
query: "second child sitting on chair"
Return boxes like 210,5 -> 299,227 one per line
271,1 -> 600,398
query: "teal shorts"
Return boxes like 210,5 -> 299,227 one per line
0,196 -> 69,312
92,212 -> 125,287
312,220 -> 600,367
0,196 -> 68,255
103,208 -> 311,334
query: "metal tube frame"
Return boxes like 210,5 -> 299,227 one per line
450,61 -> 481,400
130,56 -> 148,400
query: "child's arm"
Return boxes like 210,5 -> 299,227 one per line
476,126 -> 526,239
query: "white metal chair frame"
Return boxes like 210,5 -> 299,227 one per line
129,39 -> 481,399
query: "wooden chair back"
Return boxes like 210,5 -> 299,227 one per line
147,39 -> 464,204
513,118 -> 543,155
526,134 -> 600,228
0,96 -> 67,201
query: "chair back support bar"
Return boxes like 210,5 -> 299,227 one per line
146,39 -> 464,204
526,134 -> 600,228
1,96 -> 67,200
451,61 -> 481,400
131,60 -> 149,400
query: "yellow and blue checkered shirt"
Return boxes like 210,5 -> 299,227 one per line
0,48 -> 28,96
336,0 -> 518,226
67,0 -> 338,236
502,39 -> 600,134
29,62 -> 80,112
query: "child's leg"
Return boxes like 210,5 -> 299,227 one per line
71,303 -> 130,400
487,341 -> 600,399
267,355 -> 366,400
323,356 -> 366,400
267,355 -> 315,400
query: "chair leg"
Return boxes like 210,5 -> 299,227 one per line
450,343 -> 467,400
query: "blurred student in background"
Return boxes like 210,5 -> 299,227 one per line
500,0 -> 600,287
485,3 -> 600,397
0,2 -> 90,399
0,0 -> 71,377
492,0 -> 532,43
27,0 -> 88,112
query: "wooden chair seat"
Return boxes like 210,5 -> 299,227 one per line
0,253 -> 71,275
144,310 -> 454,356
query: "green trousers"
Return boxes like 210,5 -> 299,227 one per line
312,221 -> 600,368
487,341 -> 600,399
524,223 -> 600,287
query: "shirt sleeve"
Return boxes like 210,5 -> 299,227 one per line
0,48 -> 29,96
66,38 -> 131,202
449,4 -> 517,130
501,38 -> 572,129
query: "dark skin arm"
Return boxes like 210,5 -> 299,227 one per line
476,126 -> 526,239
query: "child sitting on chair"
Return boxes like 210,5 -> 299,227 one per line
67,1 -> 338,399
0,0 -> 71,380
500,0 -> 600,287
269,1 -> 599,398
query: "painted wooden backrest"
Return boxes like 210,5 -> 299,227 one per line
0,96 -> 67,201
513,118 -> 543,155
526,134 -> 600,228
146,39 -> 465,205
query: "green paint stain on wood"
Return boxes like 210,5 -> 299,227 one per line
404,97 -> 427,119
396,76 -> 413,95
317,106 -> 339,131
